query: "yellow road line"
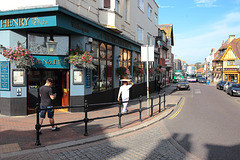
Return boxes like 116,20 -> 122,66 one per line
234,99 -> 240,105
169,97 -> 185,119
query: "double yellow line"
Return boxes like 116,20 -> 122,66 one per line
169,97 -> 185,119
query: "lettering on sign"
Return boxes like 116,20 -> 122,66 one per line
0,17 -> 48,28
72,22 -> 89,33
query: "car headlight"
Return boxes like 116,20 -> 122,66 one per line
233,90 -> 237,92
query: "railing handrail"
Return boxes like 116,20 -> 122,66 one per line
35,92 -> 166,146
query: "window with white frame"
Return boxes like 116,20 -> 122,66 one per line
115,0 -> 120,13
228,60 -> 235,65
104,0 -> 110,9
154,13 -> 158,25
138,26 -> 143,43
124,0 -> 129,22
138,0 -> 144,11
148,4 -> 152,20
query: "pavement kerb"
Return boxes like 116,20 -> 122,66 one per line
1,94 -> 181,159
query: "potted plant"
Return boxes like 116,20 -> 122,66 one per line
3,45 -> 34,69
67,48 -> 96,69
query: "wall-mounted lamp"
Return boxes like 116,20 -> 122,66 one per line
0,45 -> 6,54
46,32 -> 57,55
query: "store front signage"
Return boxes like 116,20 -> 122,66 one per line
0,16 -> 56,29
33,55 -> 69,69
224,68 -> 239,71
0,61 -> 10,91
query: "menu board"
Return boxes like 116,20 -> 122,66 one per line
85,68 -> 91,88
0,61 -> 10,91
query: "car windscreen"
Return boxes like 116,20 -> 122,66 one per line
232,84 -> 240,88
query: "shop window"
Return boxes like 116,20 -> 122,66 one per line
28,33 -> 69,55
119,48 -> 131,73
134,53 -> 144,83
92,41 -> 113,92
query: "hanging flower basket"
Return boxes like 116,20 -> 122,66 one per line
149,68 -> 155,75
154,67 -> 163,75
3,45 -> 34,69
67,48 -> 96,70
133,66 -> 145,76
116,66 -> 127,78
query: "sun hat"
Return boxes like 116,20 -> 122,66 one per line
120,79 -> 131,82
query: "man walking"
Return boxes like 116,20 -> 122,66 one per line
117,79 -> 134,113
39,78 -> 60,133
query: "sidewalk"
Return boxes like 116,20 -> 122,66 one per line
0,84 -> 180,159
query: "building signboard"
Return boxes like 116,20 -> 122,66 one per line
0,16 -> 56,29
33,55 -> 69,69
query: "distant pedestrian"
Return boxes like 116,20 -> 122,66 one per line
39,78 -> 60,133
117,79 -> 134,113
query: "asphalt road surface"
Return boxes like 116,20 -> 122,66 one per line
164,83 -> 240,160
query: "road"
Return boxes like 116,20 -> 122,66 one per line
164,83 -> 240,160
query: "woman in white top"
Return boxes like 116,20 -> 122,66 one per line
117,80 -> 134,113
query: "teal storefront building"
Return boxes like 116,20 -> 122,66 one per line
0,6 -> 147,116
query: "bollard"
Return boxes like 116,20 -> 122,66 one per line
159,94 -> 161,113
118,99 -> 122,128
139,95 -> 142,122
35,103 -> 41,146
151,97 -> 153,117
84,100 -> 89,136
164,91 -> 166,110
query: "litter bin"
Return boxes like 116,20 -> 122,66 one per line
206,80 -> 209,85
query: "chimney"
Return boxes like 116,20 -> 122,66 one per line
228,35 -> 236,43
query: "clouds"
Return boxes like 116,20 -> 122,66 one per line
173,11 -> 240,64
194,0 -> 217,8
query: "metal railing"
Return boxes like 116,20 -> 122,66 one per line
35,92 -> 166,145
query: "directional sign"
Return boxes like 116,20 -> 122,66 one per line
0,61 -> 10,91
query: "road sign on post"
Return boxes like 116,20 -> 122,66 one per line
141,45 -> 154,115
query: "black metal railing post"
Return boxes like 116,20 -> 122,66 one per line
118,99 -> 122,128
139,95 -> 142,122
84,100 -> 89,136
159,94 -> 161,113
151,97 -> 153,117
164,91 -> 166,110
35,103 -> 41,146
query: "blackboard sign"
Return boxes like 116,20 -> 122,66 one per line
85,68 -> 91,88
0,61 -> 10,91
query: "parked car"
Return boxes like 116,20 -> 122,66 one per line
216,80 -> 227,90
196,74 -> 203,82
223,81 -> 234,92
177,79 -> 190,90
227,83 -> 240,96
198,77 -> 206,83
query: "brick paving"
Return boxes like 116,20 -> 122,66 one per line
0,84 -> 198,160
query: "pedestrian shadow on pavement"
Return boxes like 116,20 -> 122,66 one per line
0,123 -> 127,160
145,133 -> 192,160
205,143 -> 240,160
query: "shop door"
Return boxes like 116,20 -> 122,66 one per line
62,71 -> 69,107
27,70 -> 68,114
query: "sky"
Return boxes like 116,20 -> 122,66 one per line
155,0 -> 240,65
